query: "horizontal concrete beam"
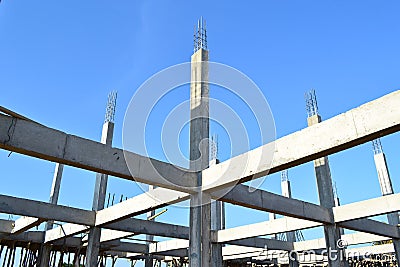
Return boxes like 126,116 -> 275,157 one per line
222,245 -> 265,259
95,188 -> 189,226
227,237 -> 293,251
45,223 -> 89,243
102,240 -> 147,254
339,218 -> 400,239
217,217 -> 321,243
46,214 -> 190,244
11,216 -> 44,234
0,113 -> 196,192
203,90 -> 400,192
0,231 -> 82,247
105,217 -> 189,240
98,229 -> 135,243
216,217 -> 399,243
216,184 -> 332,223
0,194 -> 95,226
293,232 -> 390,251
45,188 -> 189,243
149,237 -> 292,258
223,233 -> 391,259
149,239 -> 188,255
334,193 -> 400,222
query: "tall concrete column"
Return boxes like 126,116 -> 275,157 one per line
86,92 -> 116,266
280,172 -> 299,267
372,139 -> 400,262
189,17 -> 210,267
308,114 -> 346,267
38,163 -> 64,267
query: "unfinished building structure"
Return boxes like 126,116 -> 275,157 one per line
0,18 -> 400,267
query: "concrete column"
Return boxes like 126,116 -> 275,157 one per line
210,159 -> 224,267
281,179 -> 299,267
210,200 -> 224,267
85,121 -> 114,266
373,150 -> 400,262
145,185 -> 156,267
308,115 -> 346,267
38,163 -> 64,267
189,46 -> 209,267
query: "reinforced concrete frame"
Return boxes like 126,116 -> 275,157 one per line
0,88 -> 399,266
0,20 -> 400,267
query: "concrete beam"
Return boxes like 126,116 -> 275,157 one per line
95,188 -> 189,226
217,217 -> 321,243
149,237 -> 292,257
97,229 -> 134,243
102,240 -> 147,254
0,194 -> 95,226
1,230 -> 82,247
105,218 -> 189,240
202,90 -> 400,192
149,239 -> 189,255
11,216 -> 44,234
0,113 -> 196,192
222,246 -> 266,259
216,184 -> 332,223
293,232 -> 390,251
333,193 -> 400,222
339,218 -> 400,239
227,237 -> 293,251
46,216 -> 189,245
45,223 -> 89,243
45,188 -> 189,244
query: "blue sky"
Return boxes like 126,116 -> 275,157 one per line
1,1 -> 400,266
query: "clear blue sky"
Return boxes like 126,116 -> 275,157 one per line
1,1 -> 400,266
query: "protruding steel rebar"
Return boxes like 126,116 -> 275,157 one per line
193,16 -> 208,52
210,134 -> 218,161
305,89 -> 319,117
281,169 -> 288,182
105,91 -> 117,123
372,138 -> 383,155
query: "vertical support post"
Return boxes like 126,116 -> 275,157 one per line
210,159 -> 224,267
145,185 -> 156,267
372,139 -> 400,262
38,163 -> 64,267
308,114 -> 346,267
280,171 -> 299,267
210,134 -> 224,267
189,18 -> 210,267
86,92 -> 116,266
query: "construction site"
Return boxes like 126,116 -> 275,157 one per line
1,3 -> 400,267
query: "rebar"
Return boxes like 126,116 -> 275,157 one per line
281,170 -> 288,182
193,17 -> 207,52
105,91 -> 117,123
305,89 -> 319,117
372,138 -> 383,155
